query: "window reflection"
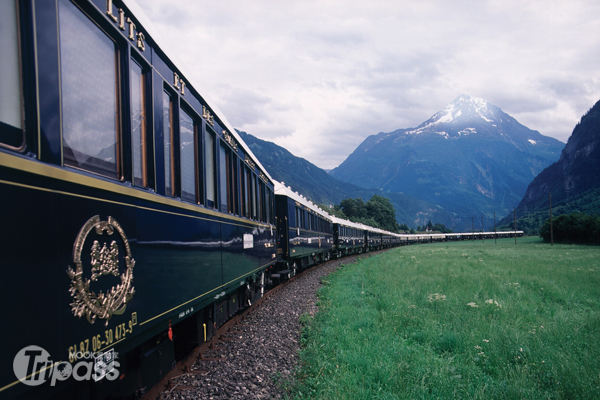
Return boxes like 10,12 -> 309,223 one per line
180,109 -> 196,202
130,60 -> 146,187
205,127 -> 216,206
59,0 -> 119,178
163,91 -> 174,196
219,144 -> 227,212
0,0 -> 24,149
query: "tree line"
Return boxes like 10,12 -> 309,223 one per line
540,212 -> 600,245
323,195 -> 400,232
322,195 -> 452,234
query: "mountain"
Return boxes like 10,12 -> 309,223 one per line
498,99 -> 600,233
329,94 -> 565,230
236,130 -> 458,229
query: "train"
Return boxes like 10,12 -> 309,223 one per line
0,0 -> 523,398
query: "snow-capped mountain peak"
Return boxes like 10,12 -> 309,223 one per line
406,94 -> 501,136
431,94 -> 495,124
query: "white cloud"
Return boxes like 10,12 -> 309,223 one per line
141,0 -> 600,168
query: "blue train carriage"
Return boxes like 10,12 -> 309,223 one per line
274,182 -> 333,277
365,226 -> 384,251
377,227 -> 394,249
331,216 -> 367,257
445,231 -> 524,241
0,0 -> 277,398
392,232 -> 408,246
381,229 -> 401,248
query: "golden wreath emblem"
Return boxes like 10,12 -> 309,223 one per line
66,216 -> 135,326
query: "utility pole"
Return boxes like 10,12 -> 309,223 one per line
550,192 -> 553,246
470,217 -> 476,241
481,214 -> 484,243
514,208 -> 517,245
494,211 -> 497,244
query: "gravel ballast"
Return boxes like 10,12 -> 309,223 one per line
158,256 -> 358,400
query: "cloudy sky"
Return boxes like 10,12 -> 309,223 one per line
142,0 -> 600,169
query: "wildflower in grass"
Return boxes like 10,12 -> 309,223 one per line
428,293 -> 447,302
467,302 -> 478,307
485,299 -> 502,308
483,339 -> 490,343
408,305 -> 416,308
474,345 -> 482,350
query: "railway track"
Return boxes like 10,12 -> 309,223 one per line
142,251 -> 388,400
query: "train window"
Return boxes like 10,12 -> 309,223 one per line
258,180 -> 265,222
219,144 -> 227,212
229,151 -> 238,214
130,59 -> 147,187
0,1 -> 24,150
180,108 -> 196,202
256,179 -> 261,221
268,188 -> 274,225
59,0 -> 120,179
270,189 -> 275,225
240,167 -> 245,214
204,126 -> 216,207
240,167 -> 247,217
245,167 -> 253,218
260,180 -> 265,222
251,174 -> 257,219
162,91 -> 174,196
265,189 -> 271,224
218,144 -> 237,214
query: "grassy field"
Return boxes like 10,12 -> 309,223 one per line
289,237 -> 600,399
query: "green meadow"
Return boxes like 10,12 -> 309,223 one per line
290,237 -> 600,399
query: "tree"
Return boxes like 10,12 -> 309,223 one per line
426,220 -> 433,230
340,198 -> 367,219
318,203 -> 347,219
431,222 -> 453,233
365,195 -> 400,232
331,195 -> 402,232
